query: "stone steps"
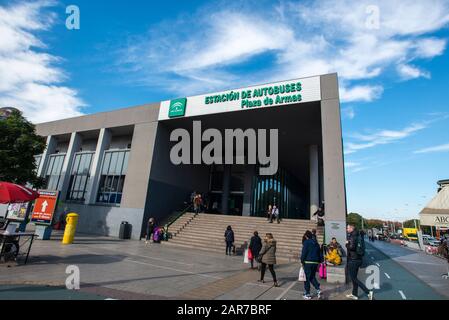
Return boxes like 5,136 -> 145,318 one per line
163,213 -> 323,261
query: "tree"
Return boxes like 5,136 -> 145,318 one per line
365,219 -> 384,230
403,219 -> 420,229
0,109 -> 46,187
347,212 -> 363,229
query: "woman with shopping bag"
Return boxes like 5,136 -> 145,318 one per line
300,230 -> 323,300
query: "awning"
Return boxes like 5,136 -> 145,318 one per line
420,185 -> 449,227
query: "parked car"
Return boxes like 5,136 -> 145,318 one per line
422,235 -> 440,247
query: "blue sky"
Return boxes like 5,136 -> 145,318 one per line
1,0 -> 449,220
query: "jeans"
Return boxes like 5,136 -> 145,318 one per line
226,241 -> 233,255
303,263 -> 320,295
260,263 -> 277,282
348,259 -> 370,296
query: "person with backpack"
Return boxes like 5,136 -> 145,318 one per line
300,230 -> 323,299
346,223 -> 374,300
224,226 -> 235,256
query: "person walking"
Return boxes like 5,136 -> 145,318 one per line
224,226 -> 235,256
258,233 -> 279,287
300,230 -> 323,299
194,193 -> 203,214
346,223 -> 374,300
267,204 -> 272,222
145,217 -> 155,245
249,231 -> 262,270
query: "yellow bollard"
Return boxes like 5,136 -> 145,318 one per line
62,213 -> 79,245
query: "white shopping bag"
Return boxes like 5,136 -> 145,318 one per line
298,266 -> 306,282
244,249 -> 249,264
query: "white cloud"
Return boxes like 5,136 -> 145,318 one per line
340,85 -> 383,103
345,161 -> 360,168
0,1 -> 85,123
117,0 -> 449,101
342,106 -> 356,120
397,64 -> 430,80
414,143 -> 449,154
345,122 -> 427,154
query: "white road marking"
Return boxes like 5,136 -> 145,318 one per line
398,290 -> 407,300
371,256 -> 375,260
376,263 -> 381,267
384,273 -> 391,279
276,281 -> 297,300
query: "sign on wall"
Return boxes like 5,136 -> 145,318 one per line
420,213 -> 449,227
31,190 -> 59,226
159,76 -> 321,121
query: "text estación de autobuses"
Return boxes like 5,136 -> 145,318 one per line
204,82 -> 303,108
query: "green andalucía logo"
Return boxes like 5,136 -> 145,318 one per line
169,98 -> 187,118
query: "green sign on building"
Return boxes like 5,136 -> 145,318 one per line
169,98 -> 187,118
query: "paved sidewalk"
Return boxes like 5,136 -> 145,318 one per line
0,233 -> 348,300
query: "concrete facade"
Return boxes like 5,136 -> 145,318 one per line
33,73 -> 347,242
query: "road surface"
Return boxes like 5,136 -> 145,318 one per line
363,241 -> 449,300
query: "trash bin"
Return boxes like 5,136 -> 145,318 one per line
119,221 -> 132,239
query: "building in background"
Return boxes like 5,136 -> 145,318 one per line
34,73 -> 347,244
420,179 -> 449,238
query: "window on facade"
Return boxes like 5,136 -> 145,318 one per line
96,150 -> 130,205
34,155 -> 42,173
67,152 -> 94,202
44,154 -> 66,190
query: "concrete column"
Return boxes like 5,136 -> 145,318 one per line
59,132 -> 82,200
122,122 -> 158,209
37,136 -> 57,178
309,145 -> 320,220
320,74 -> 347,247
221,165 -> 231,214
86,128 -> 111,205
242,165 -> 255,216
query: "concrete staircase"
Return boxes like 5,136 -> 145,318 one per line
163,213 -> 323,262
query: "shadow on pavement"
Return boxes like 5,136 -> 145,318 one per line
26,254 -> 127,265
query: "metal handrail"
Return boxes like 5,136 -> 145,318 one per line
166,202 -> 194,229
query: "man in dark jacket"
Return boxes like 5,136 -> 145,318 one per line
249,231 -> 262,269
346,224 -> 374,300
300,230 -> 323,300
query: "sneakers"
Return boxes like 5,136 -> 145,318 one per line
316,290 -> 321,299
346,294 -> 359,300
303,294 -> 312,300
368,291 -> 374,300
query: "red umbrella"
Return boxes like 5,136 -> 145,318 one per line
0,181 -> 40,204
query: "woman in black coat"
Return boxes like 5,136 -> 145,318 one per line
224,226 -> 235,256
249,231 -> 262,269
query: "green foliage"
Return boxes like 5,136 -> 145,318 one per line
347,212 -> 363,229
0,109 -> 46,187
365,219 -> 384,229
403,219 -> 420,229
